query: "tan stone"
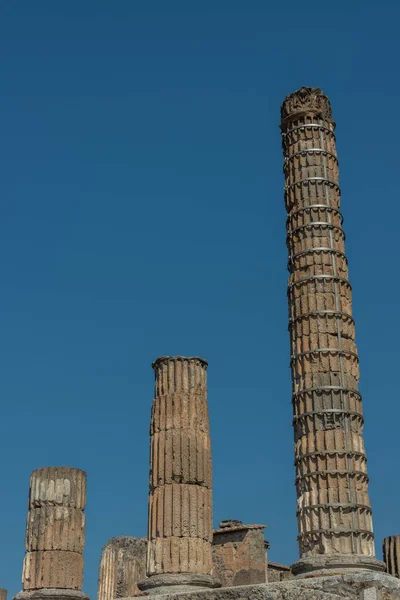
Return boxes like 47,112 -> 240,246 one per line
146,356 -> 214,581
212,522 -> 267,587
0,589 -> 6,600
383,535 -> 400,578
97,537 -> 147,600
22,551 -> 83,590
21,467 -> 86,591
26,507 -> 85,553
281,87 -> 376,565
29,467 -> 86,510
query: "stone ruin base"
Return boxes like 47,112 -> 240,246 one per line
138,574 -> 221,595
130,571 -> 400,600
14,590 -> 89,600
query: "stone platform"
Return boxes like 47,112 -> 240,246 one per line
130,571 -> 400,600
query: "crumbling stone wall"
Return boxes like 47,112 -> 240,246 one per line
212,521 -> 266,586
97,536 -> 147,600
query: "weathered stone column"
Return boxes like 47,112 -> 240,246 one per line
281,87 -> 385,576
14,467 -> 88,600
0,589 -> 7,600
138,356 -> 219,594
97,537 -> 146,600
383,536 -> 400,578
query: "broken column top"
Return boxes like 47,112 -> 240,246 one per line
102,536 -> 147,551
280,86 -> 333,124
29,467 -> 87,509
152,356 -> 209,394
152,355 -> 208,369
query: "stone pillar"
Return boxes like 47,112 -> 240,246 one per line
383,536 -> 400,578
14,467 -> 88,600
97,537 -> 146,600
0,589 -> 7,600
138,356 -> 219,595
212,520 -> 267,586
281,87 -> 385,576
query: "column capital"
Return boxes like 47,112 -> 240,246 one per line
152,356 -> 208,370
280,86 -> 333,125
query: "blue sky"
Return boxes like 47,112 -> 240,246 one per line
1,1 -> 399,597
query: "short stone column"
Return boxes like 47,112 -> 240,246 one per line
97,537 -> 146,600
14,467 -> 88,600
383,536 -> 400,578
138,356 -> 219,595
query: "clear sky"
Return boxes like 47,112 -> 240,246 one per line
1,1 -> 399,597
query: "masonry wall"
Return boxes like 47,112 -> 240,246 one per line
212,525 -> 266,587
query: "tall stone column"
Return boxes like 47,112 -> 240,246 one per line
138,356 -> 219,594
0,589 -> 7,600
281,87 -> 384,576
383,536 -> 400,578
14,467 -> 88,600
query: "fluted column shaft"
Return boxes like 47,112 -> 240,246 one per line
281,87 -> 381,574
383,536 -> 400,578
21,467 -> 87,592
97,537 -> 147,600
139,356 -> 218,593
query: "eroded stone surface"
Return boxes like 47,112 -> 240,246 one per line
21,467 -> 87,591
145,357 -> 214,580
121,572 -> 400,600
23,552 -> 83,591
14,589 -> 88,600
212,522 -> 266,586
383,536 -> 400,578
29,468 -> 86,510
267,562 -> 292,583
281,87 -> 376,564
97,537 -> 146,600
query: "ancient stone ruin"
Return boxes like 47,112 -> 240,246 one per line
14,467 -> 88,600
281,86 -> 384,577
384,536 -> 400,579
97,537 -> 146,600
137,356 -> 218,595
8,88 -> 400,600
212,520 -> 267,586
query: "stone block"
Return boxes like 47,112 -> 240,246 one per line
212,522 -> 266,587
23,551 -> 83,590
